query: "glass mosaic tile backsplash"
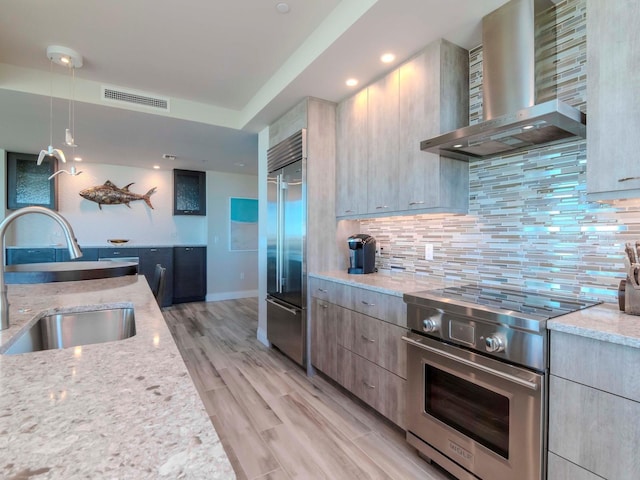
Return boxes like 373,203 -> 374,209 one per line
359,0 -> 636,304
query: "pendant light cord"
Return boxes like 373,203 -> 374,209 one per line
49,58 -> 53,147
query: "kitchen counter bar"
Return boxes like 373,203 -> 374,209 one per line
313,271 -> 640,348
0,276 -> 234,479
548,302 -> 640,349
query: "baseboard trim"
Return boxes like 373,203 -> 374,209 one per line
206,290 -> 259,302
257,327 -> 270,347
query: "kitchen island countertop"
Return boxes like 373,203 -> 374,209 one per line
0,275 -> 234,479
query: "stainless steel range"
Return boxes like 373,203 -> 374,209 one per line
402,285 -> 599,480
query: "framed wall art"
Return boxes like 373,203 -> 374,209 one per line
229,197 -> 258,251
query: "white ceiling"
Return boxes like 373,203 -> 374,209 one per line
0,0 -> 509,175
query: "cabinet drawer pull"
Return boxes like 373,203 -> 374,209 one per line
375,205 -> 389,210
318,288 -> 328,293
409,201 -> 425,206
360,335 -> 375,343
361,300 -> 375,307
363,381 -> 376,389
185,248 -> 193,251
619,176 -> 640,182
320,303 -> 329,309
150,248 -> 158,252
344,209 -> 354,213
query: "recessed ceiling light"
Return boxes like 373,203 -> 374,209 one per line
234,162 -> 246,167
453,144 -> 463,148
380,53 -> 395,63
346,78 -> 358,87
523,125 -> 535,130
73,157 -> 82,162
153,165 -> 160,170
162,154 -> 177,160
276,2 -> 290,13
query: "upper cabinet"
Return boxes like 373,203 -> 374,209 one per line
336,90 -> 368,216
398,40 -> 469,213
336,38 -> 469,219
367,70 -> 400,214
173,169 -> 206,215
586,0 -> 640,201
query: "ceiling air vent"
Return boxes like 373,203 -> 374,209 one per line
101,85 -> 170,112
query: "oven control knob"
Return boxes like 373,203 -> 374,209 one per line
485,335 -> 506,353
422,318 -> 440,333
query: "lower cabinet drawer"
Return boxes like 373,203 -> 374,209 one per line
337,347 -> 406,429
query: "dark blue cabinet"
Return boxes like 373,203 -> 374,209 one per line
6,248 -> 56,265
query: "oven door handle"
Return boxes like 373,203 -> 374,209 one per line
401,336 -> 539,391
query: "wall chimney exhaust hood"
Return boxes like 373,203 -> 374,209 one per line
421,0 -> 586,162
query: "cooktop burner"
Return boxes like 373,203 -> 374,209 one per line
417,284 -> 601,320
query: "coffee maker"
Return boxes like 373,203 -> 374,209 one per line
348,234 -> 376,274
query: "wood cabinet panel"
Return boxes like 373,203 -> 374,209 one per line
310,298 -> 338,379
548,375 -> 640,479
586,0 -> 640,201
336,90 -> 368,217
173,246 -> 206,303
367,70 -> 399,214
551,331 -> 640,402
547,452 -> 602,480
398,40 -> 468,213
138,247 -> 174,308
6,248 -> 56,265
378,367 -> 406,429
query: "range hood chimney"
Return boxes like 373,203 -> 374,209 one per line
420,0 -> 586,161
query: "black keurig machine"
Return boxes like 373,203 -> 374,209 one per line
348,234 -> 376,274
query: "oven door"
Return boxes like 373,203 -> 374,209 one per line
403,333 -> 546,480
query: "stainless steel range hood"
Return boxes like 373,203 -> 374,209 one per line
421,0 -> 586,162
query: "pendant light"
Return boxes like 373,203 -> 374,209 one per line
38,46 -> 83,166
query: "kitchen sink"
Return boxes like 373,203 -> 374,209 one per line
1,307 -> 136,355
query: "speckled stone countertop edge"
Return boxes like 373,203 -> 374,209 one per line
548,302 -> 640,349
0,275 -> 235,479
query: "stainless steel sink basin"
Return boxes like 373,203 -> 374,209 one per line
1,307 -> 136,355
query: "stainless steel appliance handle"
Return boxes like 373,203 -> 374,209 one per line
401,336 -> 539,391
266,297 -> 298,315
276,173 -> 284,293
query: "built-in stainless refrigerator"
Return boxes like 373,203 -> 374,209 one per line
266,129 -> 307,366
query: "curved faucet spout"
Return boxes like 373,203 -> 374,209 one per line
0,206 -> 83,330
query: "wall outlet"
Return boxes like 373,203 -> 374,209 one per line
424,243 -> 434,261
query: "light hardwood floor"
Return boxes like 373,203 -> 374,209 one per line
163,298 -> 453,480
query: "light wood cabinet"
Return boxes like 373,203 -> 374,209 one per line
586,0 -> 640,201
548,331 -> 640,479
311,298 -> 338,380
367,70 -> 400,214
309,277 -> 407,428
398,40 -> 469,213
335,38 -> 469,219
336,90 -> 368,216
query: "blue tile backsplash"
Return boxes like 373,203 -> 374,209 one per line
360,0 -> 637,304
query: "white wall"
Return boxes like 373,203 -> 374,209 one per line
5,162 -> 206,247
205,170 -> 258,301
257,127 -> 269,346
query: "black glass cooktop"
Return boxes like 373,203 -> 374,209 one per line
412,284 -> 601,320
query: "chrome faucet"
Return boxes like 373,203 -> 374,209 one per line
0,206 -> 83,330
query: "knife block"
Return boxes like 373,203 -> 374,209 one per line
624,278 -> 640,315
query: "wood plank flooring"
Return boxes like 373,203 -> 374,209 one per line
163,299 -> 453,480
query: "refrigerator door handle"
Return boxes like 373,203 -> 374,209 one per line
266,297 -> 299,315
276,173 -> 284,293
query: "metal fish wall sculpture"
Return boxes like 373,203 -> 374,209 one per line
79,180 -> 157,210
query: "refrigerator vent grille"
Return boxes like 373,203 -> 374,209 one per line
267,129 -> 306,172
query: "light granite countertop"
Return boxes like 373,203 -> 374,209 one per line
0,275 -> 235,479
310,269 -> 453,297
548,302 -> 640,349
312,270 -> 640,349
